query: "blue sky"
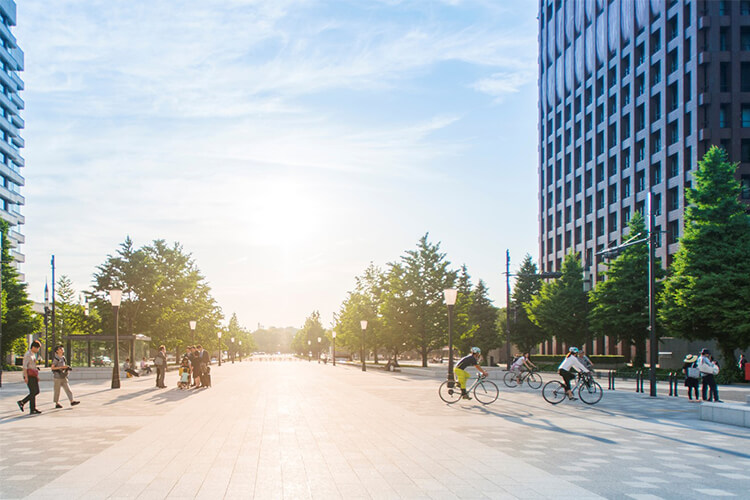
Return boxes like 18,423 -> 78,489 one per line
17,0 -> 540,329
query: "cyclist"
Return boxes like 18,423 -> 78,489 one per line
454,347 -> 489,400
510,352 -> 537,384
558,347 -> 590,400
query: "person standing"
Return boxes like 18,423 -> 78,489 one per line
740,354 -> 747,379
155,345 -> 167,388
682,354 -> 701,402
17,340 -> 42,414
698,348 -> 721,402
51,345 -> 80,409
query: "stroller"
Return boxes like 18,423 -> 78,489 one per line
177,360 -> 191,389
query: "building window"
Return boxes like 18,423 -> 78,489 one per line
654,193 -> 662,216
622,206 -> 631,225
608,184 -> 618,203
741,175 -> 750,199
685,111 -> 692,136
668,187 -> 679,211
637,74 -> 645,96
743,63 -> 750,92
651,62 -> 662,86
597,217 -> 605,236
720,27 -> 730,51
637,140 -> 645,161
585,195 -> 593,214
668,154 -> 679,178
621,55 -> 630,78
651,29 -> 661,52
742,1 -> 750,16
720,62 -> 731,92
652,93 -> 662,121
596,163 -> 605,183
622,84 -> 631,107
742,105 -> 750,127
623,149 -> 631,170
684,72 -> 692,102
685,146 -> 692,171
622,177 -> 631,198
742,139 -> 750,162
597,189 -> 605,209
742,27 -> 750,51
667,220 -> 679,244
636,170 -> 646,192
608,157 -> 617,177
609,212 -> 618,232
585,170 -> 592,188
720,104 -> 730,128
654,225 -> 662,247
719,1 -> 729,15
651,162 -> 662,185
585,222 -> 592,240
668,83 -> 678,111
668,122 -> 679,144
651,132 -> 662,153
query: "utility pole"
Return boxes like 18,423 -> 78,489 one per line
51,255 -> 56,354
505,250 -> 511,370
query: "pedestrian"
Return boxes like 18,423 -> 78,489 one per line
140,357 -> 152,374
739,354 -> 747,375
51,345 -> 80,408
154,345 -> 167,388
682,354 -> 700,402
123,358 -> 140,378
17,340 -> 42,415
698,348 -> 722,403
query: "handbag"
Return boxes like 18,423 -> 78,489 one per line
686,366 -> 700,379
27,368 -> 39,377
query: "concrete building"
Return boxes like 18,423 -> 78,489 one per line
0,0 -> 24,272
537,0 -> 750,359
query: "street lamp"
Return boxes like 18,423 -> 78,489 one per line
443,288 -> 458,383
317,336 -> 321,363
189,320 -> 196,343
332,331 -> 337,366
44,283 -> 50,367
109,289 -> 123,389
231,337 -> 235,363
360,320 -> 368,372
307,340 -> 311,362
217,331 -> 222,366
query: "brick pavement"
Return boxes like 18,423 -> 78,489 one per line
0,362 -> 748,499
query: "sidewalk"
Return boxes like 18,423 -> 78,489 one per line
1,362 -> 749,499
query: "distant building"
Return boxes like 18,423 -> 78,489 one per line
537,0 -> 750,359
0,0 -> 25,274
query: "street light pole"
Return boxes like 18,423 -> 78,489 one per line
647,191 -> 658,397
360,320 -> 367,372
217,331 -> 222,367
109,289 -> 122,389
44,283 -> 50,367
231,337 -> 235,363
189,320 -> 196,344
505,249 -> 512,370
443,288 -> 458,383
332,331 -> 337,366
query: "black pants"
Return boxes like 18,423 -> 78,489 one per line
20,376 -> 40,412
156,366 -> 165,387
559,368 -> 575,391
702,374 -> 719,401
685,379 -> 700,400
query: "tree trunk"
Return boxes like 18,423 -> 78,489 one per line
633,337 -> 646,367
421,346 -> 428,367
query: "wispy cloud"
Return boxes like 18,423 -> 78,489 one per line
470,70 -> 536,102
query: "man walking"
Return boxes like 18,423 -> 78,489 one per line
18,340 -> 42,415
155,345 -> 167,388
51,345 -> 80,408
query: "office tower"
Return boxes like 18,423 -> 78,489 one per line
538,0 -> 750,356
0,0 -> 24,270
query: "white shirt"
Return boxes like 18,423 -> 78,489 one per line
511,356 -> 526,369
558,355 -> 589,373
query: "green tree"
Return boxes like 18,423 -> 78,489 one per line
0,220 -> 40,365
398,234 -> 457,366
293,311 -> 326,359
453,265 -> 476,355
509,255 -> 547,353
225,313 -> 256,357
589,213 -> 663,366
466,280 -> 499,364
378,263 -> 415,361
526,253 -> 590,348
660,146 -> 750,364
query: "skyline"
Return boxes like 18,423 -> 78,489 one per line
17,0 -> 540,329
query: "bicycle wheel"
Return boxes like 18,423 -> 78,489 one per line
473,380 -> 499,404
578,380 -> 603,404
438,381 -> 462,404
542,381 -> 567,404
503,371 -> 518,388
526,372 -> 543,389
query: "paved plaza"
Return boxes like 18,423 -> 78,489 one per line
0,362 -> 749,499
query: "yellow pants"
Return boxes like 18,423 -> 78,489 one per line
454,368 -> 470,389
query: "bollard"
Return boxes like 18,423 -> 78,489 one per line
640,372 -> 645,393
668,372 -> 674,396
672,372 -> 679,397
635,370 -> 641,393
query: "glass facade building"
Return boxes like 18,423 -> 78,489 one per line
0,0 -> 24,269
538,0 -> 750,356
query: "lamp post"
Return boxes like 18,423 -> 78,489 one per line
307,339 -> 311,361
109,289 -> 122,389
44,283 -> 50,367
217,331 -> 222,367
332,331 -> 337,366
189,320 -> 196,343
317,336 -> 321,363
443,288 -> 458,383
360,320 -> 367,372
231,337 -> 235,363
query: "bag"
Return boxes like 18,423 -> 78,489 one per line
712,364 -> 720,375
154,356 -> 164,366
27,368 -> 39,377
686,366 -> 700,379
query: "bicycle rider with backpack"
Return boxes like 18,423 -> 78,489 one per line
454,347 -> 489,400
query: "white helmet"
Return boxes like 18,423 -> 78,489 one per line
470,347 -> 481,354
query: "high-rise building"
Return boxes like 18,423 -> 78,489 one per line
0,0 -> 24,270
537,0 -> 750,356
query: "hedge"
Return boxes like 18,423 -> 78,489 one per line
528,354 -> 626,364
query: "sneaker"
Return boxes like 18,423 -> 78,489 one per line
715,400 -> 724,403
461,394 -> 472,400
55,403 -> 63,409
17,400 -> 24,412
31,409 -> 42,415
71,401 -> 80,406
568,396 -> 578,401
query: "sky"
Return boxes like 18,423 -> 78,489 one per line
16,0 -> 540,330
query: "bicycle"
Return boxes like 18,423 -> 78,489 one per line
438,374 -> 499,404
542,372 -> 603,405
503,369 -> 543,389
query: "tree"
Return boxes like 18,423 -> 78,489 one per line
589,213 -> 663,366
55,275 -> 99,339
508,254 -> 548,353
226,313 -> 256,357
91,237 -> 223,352
466,280 -> 500,364
397,234 -> 457,366
0,220 -> 40,365
293,311 -> 326,359
526,252 -> 590,348
660,146 -> 750,364
453,265 -> 476,355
